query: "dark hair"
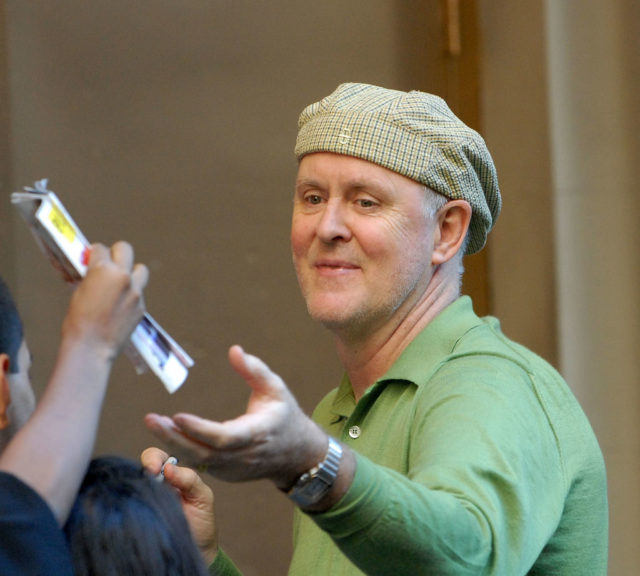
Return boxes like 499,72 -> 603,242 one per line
0,277 -> 23,374
64,455 -> 209,576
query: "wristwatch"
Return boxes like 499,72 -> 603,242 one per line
287,436 -> 343,508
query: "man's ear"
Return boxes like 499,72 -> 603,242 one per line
0,353 -> 11,429
431,200 -> 472,265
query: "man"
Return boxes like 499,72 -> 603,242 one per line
145,83 -> 608,574
0,242 -> 148,574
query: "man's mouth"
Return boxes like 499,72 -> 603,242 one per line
314,259 -> 358,270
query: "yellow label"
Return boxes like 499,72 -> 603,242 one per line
49,205 -> 76,243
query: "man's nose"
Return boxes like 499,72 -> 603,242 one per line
316,200 -> 352,243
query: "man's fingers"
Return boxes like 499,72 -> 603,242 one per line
140,446 -> 169,475
228,345 -> 284,397
145,413 -> 187,441
228,345 -> 268,381
174,412 -> 261,452
144,413 -> 215,463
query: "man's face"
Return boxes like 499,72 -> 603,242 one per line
1,340 -> 36,449
292,152 -> 437,339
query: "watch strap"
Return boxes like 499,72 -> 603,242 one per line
287,436 -> 343,507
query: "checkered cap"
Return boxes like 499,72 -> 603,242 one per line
295,83 -> 501,254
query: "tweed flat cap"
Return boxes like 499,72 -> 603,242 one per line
295,83 -> 501,254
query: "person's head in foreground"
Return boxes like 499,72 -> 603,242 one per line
64,455 -> 209,576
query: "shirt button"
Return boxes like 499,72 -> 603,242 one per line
348,426 -> 361,439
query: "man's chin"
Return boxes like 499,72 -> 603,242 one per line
308,307 -> 350,329
307,305 -> 369,336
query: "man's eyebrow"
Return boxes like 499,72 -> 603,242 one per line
295,177 -> 324,191
344,179 -> 390,195
347,181 -> 376,191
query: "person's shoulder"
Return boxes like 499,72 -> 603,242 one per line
0,470 -> 43,502
0,470 -> 61,524
0,472 -> 75,576
450,313 -> 561,378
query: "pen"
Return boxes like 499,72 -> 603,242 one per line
154,456 -> 178,482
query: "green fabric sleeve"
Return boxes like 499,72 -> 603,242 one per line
208,549 -> 243,576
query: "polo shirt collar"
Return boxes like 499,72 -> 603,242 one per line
381,295 -> 481,387
329,296 -> 483,419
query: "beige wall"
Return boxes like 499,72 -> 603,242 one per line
0,2 -> 13,283
478,0 -> 557,365
545,1 -> 640,573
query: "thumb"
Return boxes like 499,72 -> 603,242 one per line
228,345 -> 285,397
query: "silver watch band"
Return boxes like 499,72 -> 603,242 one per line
287,436 -> 343,507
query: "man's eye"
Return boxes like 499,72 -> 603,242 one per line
357,198 -> 376,208
305,194 -> 323,205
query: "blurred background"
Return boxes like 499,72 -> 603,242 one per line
1,1 -> 637,574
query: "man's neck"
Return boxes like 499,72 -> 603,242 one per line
334,277 -> 460,402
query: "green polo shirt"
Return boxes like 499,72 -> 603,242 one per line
289,296 -> 608,575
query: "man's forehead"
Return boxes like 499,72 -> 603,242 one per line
296,152 -> 422,190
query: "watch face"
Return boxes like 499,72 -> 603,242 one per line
288,478 -> 331,507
